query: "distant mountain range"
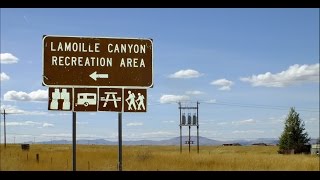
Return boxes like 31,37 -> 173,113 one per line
26,136 -> 319,146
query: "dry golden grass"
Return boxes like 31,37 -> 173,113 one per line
0,144 -> 319,171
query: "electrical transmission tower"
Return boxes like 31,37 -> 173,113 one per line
178,101 -> 199,154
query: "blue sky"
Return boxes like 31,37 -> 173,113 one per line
1,8 -> 319,143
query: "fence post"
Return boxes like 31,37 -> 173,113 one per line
36,153 -> 39,163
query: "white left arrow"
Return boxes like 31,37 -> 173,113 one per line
89,71 -> 109,81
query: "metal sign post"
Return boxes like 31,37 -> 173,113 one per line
118,112 -> 122,171
72,112 -> 76,171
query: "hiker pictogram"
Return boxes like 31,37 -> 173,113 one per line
126,90 -> 137,110
124,89 -> 147,112
136,93 -> 145,110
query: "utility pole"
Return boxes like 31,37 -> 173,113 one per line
188,125 -> 191,153
179,102 -> 182,154
0,108 -> 2,171
178,102 -> 200,154
3,109 -> 6,148
197,101 -> 199,154
1,109 -> 19,148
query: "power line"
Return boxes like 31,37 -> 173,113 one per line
199,101 -> 319,112
208,100 -> 319,110
148,100 -> 319,112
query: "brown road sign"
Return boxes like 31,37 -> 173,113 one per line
123,89 -> 147,112
74,88 -> 98,112
98,88 -> 122,112
43,35 -> 153,88
48,87 -> 72,111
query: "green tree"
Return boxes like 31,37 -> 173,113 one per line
278,107 -> 310,154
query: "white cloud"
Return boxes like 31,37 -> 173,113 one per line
1,72 -> 10,81
162,120 -> 175,123
169,69 -> 203,79
126,122 -> 143,126
0,105 -> 47,115
1,105 -> 27,114
217,122 -> 227,125
205,99 -> 217,103
0,105 -> 70,116
43,123 -> 54,127
159,94 -> 190,104
305,117 -> 319,124
4,89 -> 47,102
185,90 -> 204,95
219,86 -> 231,91
21,111 -> 48,116
267,116 -> 285,124
197,119 -> 215,125
308,117 -> 317,122
4,120 -> 54,128
47,112 -> 70,116
232,119 -> 256,125
0,53 -> 19,64
210,78 -> 234,91
6,121 -> 41,126
240,63 -> 319,87
76,121 -> 89,125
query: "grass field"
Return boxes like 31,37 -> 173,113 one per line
0,144 -> 319,171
